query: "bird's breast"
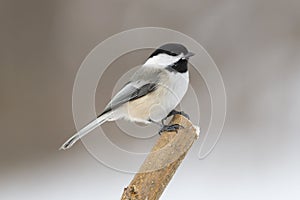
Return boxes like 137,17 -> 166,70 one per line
123,71 -> 189,123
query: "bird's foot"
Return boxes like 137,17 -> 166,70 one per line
159,124 -> 184,135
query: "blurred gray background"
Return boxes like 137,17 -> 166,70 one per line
1,0 -> 300,199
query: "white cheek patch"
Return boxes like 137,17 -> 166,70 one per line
144,53 -> 183,67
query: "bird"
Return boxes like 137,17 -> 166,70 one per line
60,43 -> 194,150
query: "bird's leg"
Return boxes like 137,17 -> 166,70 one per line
149,115 -> 186,135
158,110 -> 190,135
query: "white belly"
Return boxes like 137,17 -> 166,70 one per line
122,71 -> 189,123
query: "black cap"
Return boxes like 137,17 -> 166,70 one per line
149,43 -> 189,58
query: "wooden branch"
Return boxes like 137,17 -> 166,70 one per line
121,114 -> 199,200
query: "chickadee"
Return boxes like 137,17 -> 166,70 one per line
60,43 -> 194,150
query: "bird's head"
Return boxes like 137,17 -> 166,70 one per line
144,43 -> 194,73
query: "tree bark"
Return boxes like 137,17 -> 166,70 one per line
121,114 -> 199,200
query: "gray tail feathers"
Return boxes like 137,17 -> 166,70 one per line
60,113 -> 110,150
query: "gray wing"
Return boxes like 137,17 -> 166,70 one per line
100,67 -> 162,115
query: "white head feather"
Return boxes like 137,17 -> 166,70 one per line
143,53 -> 184,68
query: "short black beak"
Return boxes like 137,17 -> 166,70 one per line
184,52 -> 195,59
